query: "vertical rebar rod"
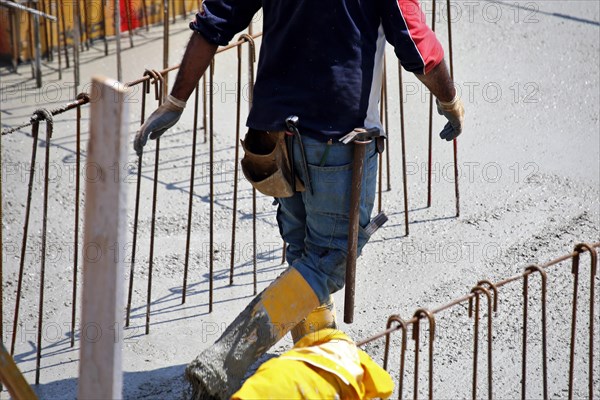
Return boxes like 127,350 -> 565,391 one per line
208,60 -> 214,312
141,0 -> 149,32
426,0 -> 437,208
567,253 -> 580,400
54,0 -> 62,79
27,4 -> 35,79
469,292 -> 480,400
446,0 -> 459,217
382,316 -> 407,400
124,0 -> 134,48
523,266 -> 548,400
202,74 -> 207,143
229,45 -> 243,285
252,187 -> 257,295
40,0 -> 51,61
470,286 -> 494,400
126,79 -> 149,327
82,0 -> 91,48
102,0 -> 109,56
73,5 -> 81,96
0,119 -> 3,349
34,110 -> 53,385
378,81 -> 384,214
70,101 -> 82,348
10,128 -> 40,356
412,309 -> 435,400
522,272 -> 530,400
114,0 -> 122,82
33,13 -> 43,88
413,320 -> 420,400
163,0 -> 170,97
570,244 -> 597,400
74,0 -> 85,52
182,82 -> 201,303
243,35 -> 257,294
127,155 -> 143,326
9,9 -> 18,71
170,0 -> 176,23
383,54 -> 391,192
47,0 -> 55,60
146,79 -> 163,334
398,63 -> 409,236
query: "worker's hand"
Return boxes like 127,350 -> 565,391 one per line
436,95 -> 464,141
134,95 -> 186,156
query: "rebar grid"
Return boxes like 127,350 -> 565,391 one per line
358,242 -> 599,400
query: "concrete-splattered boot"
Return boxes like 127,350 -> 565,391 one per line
290,295 -> 337,343
185,267 -> 319,399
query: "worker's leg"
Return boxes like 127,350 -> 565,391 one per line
276,191 -> 338,343
185,267 -> 320,399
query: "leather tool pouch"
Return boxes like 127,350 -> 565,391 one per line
241,129 -> 305,198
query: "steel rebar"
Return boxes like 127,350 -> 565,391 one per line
523,266 -> 548,399
10,122 -> 40,355
33,109 -> 53,385
229,44 -> 243,285
398,63 -> 409,236
209,60 -> 215,312
145,76 -> 164,334
182,82 -> 201,303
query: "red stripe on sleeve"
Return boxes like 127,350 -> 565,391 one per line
397,0 -> 444,73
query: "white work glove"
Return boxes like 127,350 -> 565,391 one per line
436,94 -> 465,141
134,94 -> 186,156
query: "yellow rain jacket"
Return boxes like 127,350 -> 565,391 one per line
232,329 -> 394,399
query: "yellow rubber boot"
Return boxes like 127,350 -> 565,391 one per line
291,295 -> 337,343
185,267 -> 319,399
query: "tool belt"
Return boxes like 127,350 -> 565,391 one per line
241,129 -> 305,198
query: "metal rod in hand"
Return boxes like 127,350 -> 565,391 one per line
182,82 -> 201,303
344,139 -> 369,324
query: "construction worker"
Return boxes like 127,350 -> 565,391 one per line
134,0 -> 464,398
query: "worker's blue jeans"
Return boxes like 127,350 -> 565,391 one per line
276,135 -> 378,304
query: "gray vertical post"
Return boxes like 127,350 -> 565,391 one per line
33,13 -> 42,88
115,0 -> 123,82
78,76 -> 129,400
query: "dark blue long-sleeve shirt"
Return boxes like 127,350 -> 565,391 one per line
190,0 -> 444,139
